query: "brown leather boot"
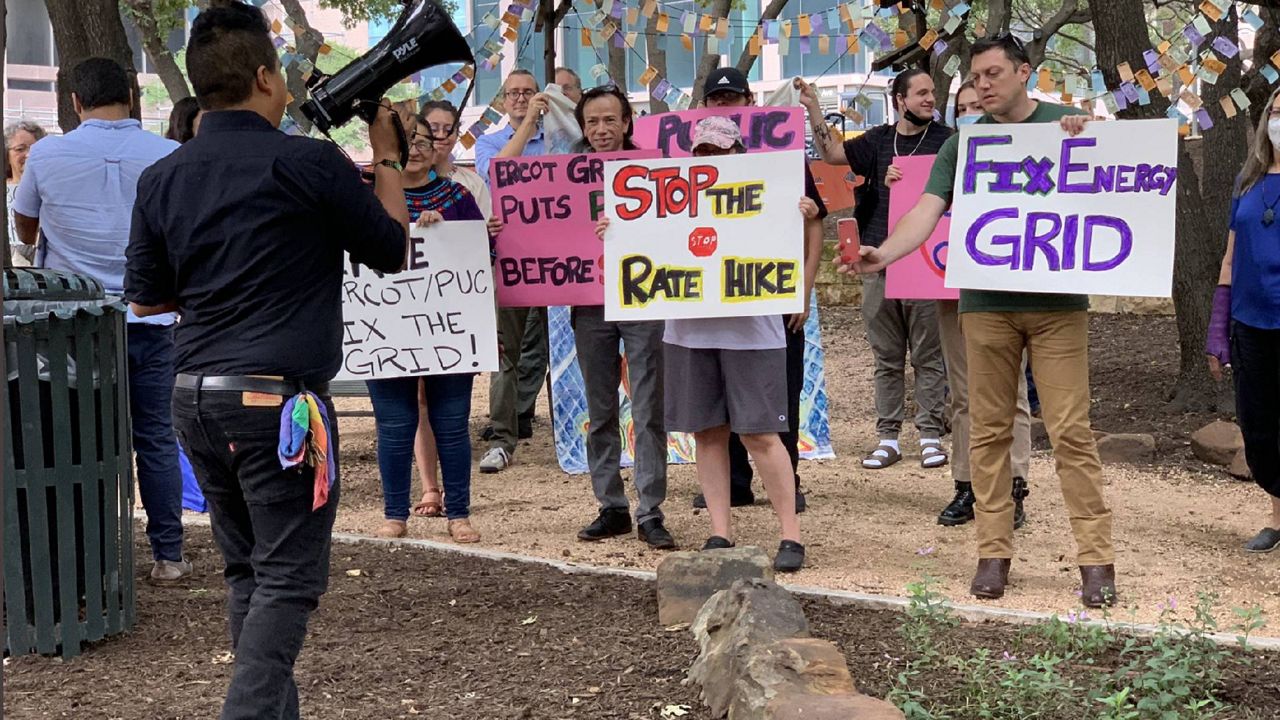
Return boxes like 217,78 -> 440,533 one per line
969,558 -> 1011,600
1080,564 -> 1118,608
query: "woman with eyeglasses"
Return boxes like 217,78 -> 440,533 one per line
6,120 -> 47,267
1208,88 -> 1280,554
367,101 -> 492,544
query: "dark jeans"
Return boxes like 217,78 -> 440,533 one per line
1232,320 -> 1280,499
367,373 -> 475,520
127,323 -> 184,562
173,387 -> 339,720
728,324 -> 805,495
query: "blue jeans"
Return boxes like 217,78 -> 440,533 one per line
128,323 -> 184,562
367,373 -> 474,520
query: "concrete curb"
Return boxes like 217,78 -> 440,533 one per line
180,516 -> 1280,651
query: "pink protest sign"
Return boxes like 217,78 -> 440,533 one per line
885,154 -> 958,301
490,150 -> 660,307
633,107 -> 805,157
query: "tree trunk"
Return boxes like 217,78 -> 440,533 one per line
538,0 -> 573,85
1091,0 -> 1242,412
985,0 -> 1012,37
44,0 -> 142,132
608,35 -> 627,95
691,0 -> 734,106
930,31 -> 970,111
644,8 -> 669,113
733,0 -> 789,79
121,0 -> 190,102
280,0 -> 326,133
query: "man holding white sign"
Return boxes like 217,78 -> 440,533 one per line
844,35 -> 1164,608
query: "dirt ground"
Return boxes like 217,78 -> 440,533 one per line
328,311 -> 1280,631
11,526 -> 1280,719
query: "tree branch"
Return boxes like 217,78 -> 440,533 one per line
1023,0 -> 1089,68
279,0 -> 327,132
734,0 -> 791,76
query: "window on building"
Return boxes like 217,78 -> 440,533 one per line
779,0 -> 866,77
7,0 -> 55,68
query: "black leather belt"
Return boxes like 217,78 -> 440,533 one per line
175,373 -> 330,397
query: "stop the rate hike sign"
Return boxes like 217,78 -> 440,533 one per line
601,150 -> 805,321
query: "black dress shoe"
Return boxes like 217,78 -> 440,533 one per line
1013,477 -> 1030,530
577,509 -> 632,541
701,535 -> 735,550
774,540 -> 805,572
937,483 -> 975,526
638,518 -> 677,550
692,491 -> 756,509
970,558 -> 1011,599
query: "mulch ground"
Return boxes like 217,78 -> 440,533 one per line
10,524 -> 1280,719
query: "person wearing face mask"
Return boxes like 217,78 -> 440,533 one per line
801,69 -> 950,473
925,81 -> 1034,529
1207,87 -> 1280,555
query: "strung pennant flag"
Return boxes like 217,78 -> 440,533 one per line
1136,87 -> 1150,106
1192,14 -> 1212,35
654,78 -> 672,100
782,19 -> 793,38
1117,62 -> 1135,82
951,2 -> 970,15
1197,66 -> 1220,85
1155,76 -> 1172,98
683,12 -> 696,34
1202,55 -> 1227,75
819,35 -> 830,54
1179,87 -> 1204,110
699,14 -> 713,33
1142,50 -> 1160,75
894,29 -> 908,48
811,12 -> 825,35
933,39 -> 948,56
1036,67 -> 1053,92
642,0 -> 656,18
625,31 -> 638,48
1262,65 -> 1279,85
1119,82 -> 1139,103
749,31 -> 761,56
1198,2 -> 1222,23
1212,36 -> 1239,59
1231,88 -> 1252,112
1184,25 -> 1204,48
1195,107 -> 1214,130
1134,69 -> 1157,92
707,34 -> 719,54
717,18 -> 729,39
835,34 -> 848,56
1177,65 -> 1195,85
1112,90 -> 1128,112
681,33 -> 693,51
943,14 -> 963,35
1244,9 -> 1265,31
799,14 -> 812,36
1220,94 -> 1238,119
779,34 -> 790,55
1101,92 -> 1119,115
656,13 -> 669,32
1091,69 -> 1106,94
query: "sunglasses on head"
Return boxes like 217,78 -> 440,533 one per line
990,31 -> 1026,50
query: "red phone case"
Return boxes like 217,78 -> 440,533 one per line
837,219 -> 860,263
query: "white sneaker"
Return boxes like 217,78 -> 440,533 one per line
150,558 -> 193,584
479,447 -> 511,473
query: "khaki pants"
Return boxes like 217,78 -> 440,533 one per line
937,301 -> 1032,484
963,310 -> 1113,565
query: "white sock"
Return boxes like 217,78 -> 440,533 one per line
881,439 -> 900,452
921,438 -> 941,449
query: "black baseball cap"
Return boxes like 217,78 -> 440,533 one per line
703,67 -> 751,99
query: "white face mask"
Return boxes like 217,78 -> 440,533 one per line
1269,117 -> 1280,150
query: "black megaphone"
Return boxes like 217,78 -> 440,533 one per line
300,0 -> 474,133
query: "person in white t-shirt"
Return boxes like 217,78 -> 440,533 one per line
596,116 -> 817,572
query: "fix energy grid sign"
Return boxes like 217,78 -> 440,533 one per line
602,150 -> 805,321
946,118 -> 1178,298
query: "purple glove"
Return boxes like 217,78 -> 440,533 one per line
1205,284 -> 1231,366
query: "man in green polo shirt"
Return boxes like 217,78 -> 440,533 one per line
846,34 -> 1116,608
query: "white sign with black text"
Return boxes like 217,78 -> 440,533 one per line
336,221 -> 498,380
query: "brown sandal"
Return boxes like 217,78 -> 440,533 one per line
413,489 -> 444,518
373,520 -> 407,539
448,518 -> 480,544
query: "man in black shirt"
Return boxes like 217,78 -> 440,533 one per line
801,70 -> 950,474
124,5 -> 408,719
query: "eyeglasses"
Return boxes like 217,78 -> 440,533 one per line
422,123 -> 456,137
990,31 -> 1026,50
504,89 -> 536,99
8,144 -> 31,154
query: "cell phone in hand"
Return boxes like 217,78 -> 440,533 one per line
837,218 -> 860,264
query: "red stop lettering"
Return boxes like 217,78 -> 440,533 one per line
612,164 -> 721,221
688,227 -> 719,258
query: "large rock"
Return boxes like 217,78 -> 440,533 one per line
1096,433 -> 1156,465
763,692 -> 906,720
1229,448 -> 1253,480
657,547 -> 774,626
689,579 -> 809,718
1191,420 -> 1244,466
729,638 -> 857,719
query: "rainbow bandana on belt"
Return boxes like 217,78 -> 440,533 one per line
277,392 -> 336,510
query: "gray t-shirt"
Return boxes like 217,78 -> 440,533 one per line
663,314 -> 786,350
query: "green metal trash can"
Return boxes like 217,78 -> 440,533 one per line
3,267 -> 134,659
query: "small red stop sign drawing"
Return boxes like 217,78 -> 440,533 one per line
688,227 -> 718,258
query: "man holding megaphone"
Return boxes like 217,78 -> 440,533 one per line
125,4 -> 411,718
